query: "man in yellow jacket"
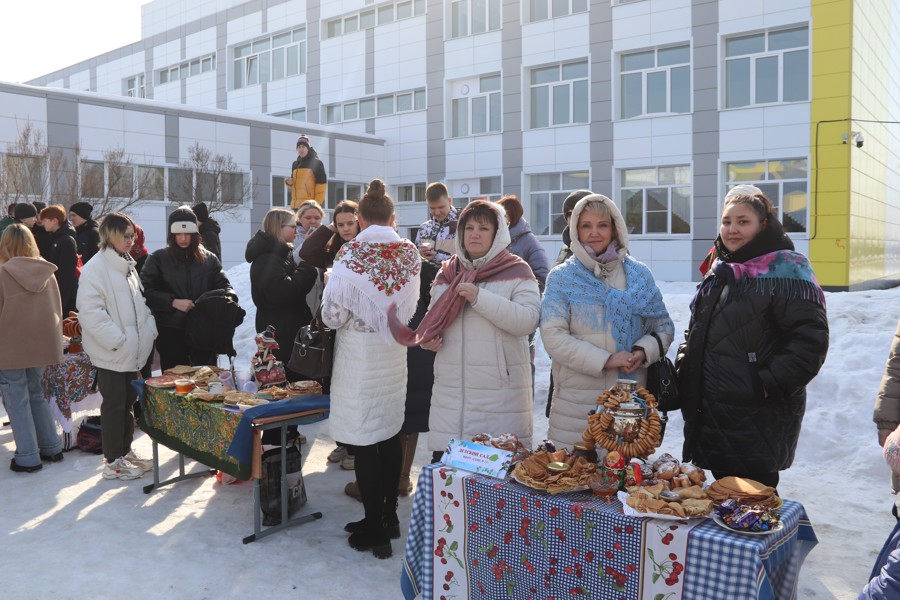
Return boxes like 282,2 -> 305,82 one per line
285,134 -> 327,208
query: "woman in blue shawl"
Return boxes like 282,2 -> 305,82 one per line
541,194 -> 674,448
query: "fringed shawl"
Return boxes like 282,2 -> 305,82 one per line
325,225 -> 421,344
541,254 -> 670,352
697,250 -> 826,308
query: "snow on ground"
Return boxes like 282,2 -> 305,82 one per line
1,267 -> 898,599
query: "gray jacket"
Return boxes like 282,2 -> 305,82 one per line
508,218 -> 550,292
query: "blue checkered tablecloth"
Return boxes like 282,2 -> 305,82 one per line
402,465 -> 817,600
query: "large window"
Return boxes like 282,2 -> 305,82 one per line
725,159 -> 808,233
158,53 -> 216,85
168,168 -> 194,203
138,167 -> 165,201
125,74 -> 146,98
621,166 -> 692,236
324,0 -> 426,40
108,165 -> 135,198
323,88 -> 426,124
529,60 -> 589,128
451,74 -> 501,137
450,0 -> 501,38
397,183 -> 427,203
80,161 -> 105,199
724,26 -> 808,108
273,108 -> 307,122
327,181 -> 365,210
620,45 -> 690,119
528,0 -> 588,22
233,27 -> 306,90
529,171 -> 590,235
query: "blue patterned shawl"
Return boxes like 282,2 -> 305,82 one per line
541,255 -> 671,353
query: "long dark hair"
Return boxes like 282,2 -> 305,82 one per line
325,200 -> 360,254
167,231 -> 206,263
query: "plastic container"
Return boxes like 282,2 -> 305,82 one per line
174,379 -> 195,394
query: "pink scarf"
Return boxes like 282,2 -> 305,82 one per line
387,249 -> 535,347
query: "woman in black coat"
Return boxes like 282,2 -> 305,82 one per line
245,208 -> 317,380
140,206 -> 235,371
675,185 -> 829,488
38,205 -> 79,314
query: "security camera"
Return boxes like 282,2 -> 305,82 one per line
855,132 -> 864,148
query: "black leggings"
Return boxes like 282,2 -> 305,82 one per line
351,433 -> 402,522
155,327 -> 216,372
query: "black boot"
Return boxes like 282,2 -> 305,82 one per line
343,505 -> 400,539
348,518 -> 392,559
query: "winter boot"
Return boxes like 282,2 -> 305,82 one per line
348,518 -> 392,559
397,432 -> 418,497
344,498 -> 401,539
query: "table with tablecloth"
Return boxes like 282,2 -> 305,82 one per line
42,352 -> 102,444
402,464 -> 817,600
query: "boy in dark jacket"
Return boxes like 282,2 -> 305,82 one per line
38,205 -> 79,314
191,202 -> 222,261
69,202 -> 101,264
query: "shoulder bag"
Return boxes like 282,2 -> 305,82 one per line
288,309 -> 335,380
646,331 -> 679,442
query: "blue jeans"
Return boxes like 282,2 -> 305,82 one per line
0,367 -> 62,468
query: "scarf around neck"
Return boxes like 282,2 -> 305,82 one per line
697,215 -> 825,308
541,254 -> 671,353
325,225 -> 421,344
388,248 -> 534,347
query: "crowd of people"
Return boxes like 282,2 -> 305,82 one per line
0,162 -> 845,565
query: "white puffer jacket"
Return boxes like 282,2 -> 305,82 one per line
427,203 -> 541,452
76,247 -> 157,372
541,195 -> 674,448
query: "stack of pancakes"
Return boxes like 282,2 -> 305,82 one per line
707,476 -> 780,508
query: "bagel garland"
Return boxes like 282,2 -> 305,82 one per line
581,385 -> 663,460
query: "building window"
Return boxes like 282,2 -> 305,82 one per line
168,168 -> 193,203
324,0 -> 424,40
620,45 -> 690,119
272,176 -> 290,207
323,87 -> 426,124
528,0 -> 588,23
528,171 -> 590,235
273,108 -> 307,122
233,28 -> 305,90
397,183 -> 427,203
79,161 -> 104,199
125,74 -> 146,98
621,166 -> 692,236
529,60 -> 588,129
138,167 -> 165,200
724,26 -> 808,108
452,176 -> 503,205
327,181 -> 365,210
157,53 -> 216,86
450,0 -> 501,38
725,159 -> 807,232
451,74 -> 501,138
108,165 -> 135,198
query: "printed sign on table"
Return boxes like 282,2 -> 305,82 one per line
441,438 -> 513,478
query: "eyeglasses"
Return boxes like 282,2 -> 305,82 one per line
123,234 -> 136,241
283,224 -> 297,229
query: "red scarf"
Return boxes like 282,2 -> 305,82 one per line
387,248 -> 535,347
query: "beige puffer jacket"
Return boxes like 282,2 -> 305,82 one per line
541,194 -> 674,448
427,203 -> 541,452
875,319 -> 900,493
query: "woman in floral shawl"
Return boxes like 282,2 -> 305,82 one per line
321,179 -> 420,559
675,185 -> 829,488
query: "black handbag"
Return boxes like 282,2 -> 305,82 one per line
646,331 -> 679,411
288,309 -> 335,380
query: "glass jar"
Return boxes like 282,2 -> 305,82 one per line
572,443 -> 598,464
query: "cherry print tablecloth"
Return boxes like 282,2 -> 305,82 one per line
402,464 -> 817,600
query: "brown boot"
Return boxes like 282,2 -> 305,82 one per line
344,481 -> 363,502
397,432 -> 418,497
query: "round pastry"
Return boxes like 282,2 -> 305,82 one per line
472,433 -> 492,445
656,461 -> 680,480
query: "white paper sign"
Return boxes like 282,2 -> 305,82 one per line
440,438 -> 513,478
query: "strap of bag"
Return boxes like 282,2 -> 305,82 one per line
649,331 -> 665,363
648,331 -> 670,432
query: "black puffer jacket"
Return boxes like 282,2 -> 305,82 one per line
140,246 -> 234,330
45,222 -> 79,314
245,230 -> 317,365
402,258 -> 439,433
675,221 -> 829,474
199,218 -> 222,261
74,219 -> 101,264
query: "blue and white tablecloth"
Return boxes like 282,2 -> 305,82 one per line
402,464 -> 817,600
